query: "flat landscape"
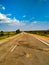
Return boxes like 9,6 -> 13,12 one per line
0,0 -> 49,65
0,32 -> 49,65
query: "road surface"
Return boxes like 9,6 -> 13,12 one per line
0,32 -> 49,65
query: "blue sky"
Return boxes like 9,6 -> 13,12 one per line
0,0 -> 49,31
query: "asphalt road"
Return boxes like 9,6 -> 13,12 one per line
0,32 -> 49,65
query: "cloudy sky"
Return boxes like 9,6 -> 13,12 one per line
0,0 -> 49,31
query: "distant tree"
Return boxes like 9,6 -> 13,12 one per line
0,31 -> 4,36
16,29 -> 21,34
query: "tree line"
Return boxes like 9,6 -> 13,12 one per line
26,30 -> 49,36
0,29 -> 21,37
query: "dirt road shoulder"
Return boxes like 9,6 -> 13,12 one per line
0,33 -> 20,44
32,34 -> 49,43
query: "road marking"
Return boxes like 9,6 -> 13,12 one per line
33,36 -> 49,46
9,45 -> 14,51
0,45 -> 14,61
0,45 -> 16,61
11,45 -> 17,52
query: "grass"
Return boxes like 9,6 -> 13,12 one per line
0,31 -> 19,40
0,30 -> 49,40
25,30 -> 49,37
0,34 -> 14,40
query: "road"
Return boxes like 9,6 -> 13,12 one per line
0,32 -> 49,65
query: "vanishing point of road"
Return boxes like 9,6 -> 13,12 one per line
0,32 -> 49,65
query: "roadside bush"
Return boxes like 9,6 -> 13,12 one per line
16,29 -> 21,34
0,31 -> 4,36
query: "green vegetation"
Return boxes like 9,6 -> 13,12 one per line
25,30 -> 49,37
0,29 -> 21,40
16,29 -> 21,34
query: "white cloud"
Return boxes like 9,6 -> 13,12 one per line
0,13 -> 11,23
1,13 -> 47,31
9,17 -> 25,27
20,21 -> 48,31
23,15 -> 26,18
2,6 -> 5,10
0,4 -> 5,10
0,13 -> 25,26
0,14 -> 48,31
32,21 -> 37,24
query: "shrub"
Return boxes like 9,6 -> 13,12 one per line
16,29 -> 21,34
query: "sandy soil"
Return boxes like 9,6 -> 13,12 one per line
32,34 -> 49,43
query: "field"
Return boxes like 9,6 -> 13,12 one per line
0,31 -> 16,40
0,29 -> 21,40
0,31 -> 21,40
25,30 -> 49,37
0,30 -> 49,40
